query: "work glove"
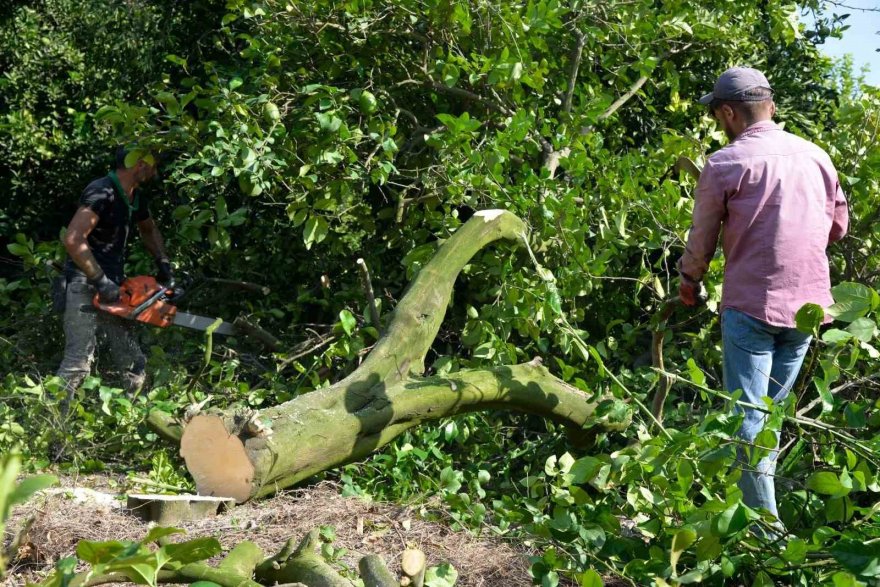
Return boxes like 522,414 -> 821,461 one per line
678,275 -> 700,307
156,257 -> 174,285
90,273 -> 120,304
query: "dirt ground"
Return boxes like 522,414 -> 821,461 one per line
4,475 -> 541,586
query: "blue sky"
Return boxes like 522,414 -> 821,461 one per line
802,1 -> 880,86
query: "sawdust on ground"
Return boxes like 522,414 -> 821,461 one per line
5,477 -> 541,586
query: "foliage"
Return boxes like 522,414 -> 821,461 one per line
0,452 -> 57,578
39,527 -> 222,587
2,0 -> 880,585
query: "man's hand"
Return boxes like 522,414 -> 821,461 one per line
91,273 -> 120,303
679,275 -> 700,307
156,258 -> 174,285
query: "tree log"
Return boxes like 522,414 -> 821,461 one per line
358,555 -> 398,587
218,541 -> 265,578
177,210 -> 626,502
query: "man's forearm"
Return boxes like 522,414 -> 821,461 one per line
66,238 -> 104,280
140,224 -> 168,261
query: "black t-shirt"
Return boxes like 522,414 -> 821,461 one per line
64,175 -> 151,283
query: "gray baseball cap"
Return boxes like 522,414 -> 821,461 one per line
698,67 -> 773,105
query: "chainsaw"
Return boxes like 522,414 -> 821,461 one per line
88,275 -> 237,335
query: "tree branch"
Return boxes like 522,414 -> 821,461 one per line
356,258 -> 382,333
427,82 -> 512,115
579,73 -> 649,135
563,30 -> 586,115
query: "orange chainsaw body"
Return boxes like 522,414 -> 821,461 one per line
92,275 -> 178,328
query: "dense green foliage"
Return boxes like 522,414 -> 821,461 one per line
3,0 -> 880,585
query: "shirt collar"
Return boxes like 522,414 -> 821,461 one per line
737,119 -> 778,140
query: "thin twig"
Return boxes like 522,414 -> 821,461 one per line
277,335 -> 338,370
580,74 -> 649,135
797,373 -> 880,416
357,258 -> 382,334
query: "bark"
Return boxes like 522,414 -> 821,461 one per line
358,555 -> 398,587
175,210 -> 627,502
219,541 -> 265,578
254,530 -> 353,587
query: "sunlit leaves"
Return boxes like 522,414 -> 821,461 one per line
827,283 -> 879,323
796,303 -> 826,334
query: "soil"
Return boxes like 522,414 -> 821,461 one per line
4,475 -> 540,586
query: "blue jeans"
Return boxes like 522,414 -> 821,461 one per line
721,308 -> 811,521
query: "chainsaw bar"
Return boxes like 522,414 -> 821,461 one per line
173,311 -> 238,335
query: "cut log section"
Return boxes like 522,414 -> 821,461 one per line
127,494 -> 235,524
401,548 -> 426,587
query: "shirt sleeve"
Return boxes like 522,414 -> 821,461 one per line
132,194 -> 151,223
676,160 -> 727,282
80,184 -> 112,217
829,181 -> 848,244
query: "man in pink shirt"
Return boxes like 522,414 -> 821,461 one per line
677,67 -> 848,529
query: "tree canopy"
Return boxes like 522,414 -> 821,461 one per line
2,0 -> 880,585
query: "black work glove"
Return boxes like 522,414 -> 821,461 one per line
156,258 -> 174,285
90,273 -> 120,303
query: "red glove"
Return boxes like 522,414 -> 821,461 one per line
679,276 -> 699,307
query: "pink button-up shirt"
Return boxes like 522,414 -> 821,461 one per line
677,120 -> 849,327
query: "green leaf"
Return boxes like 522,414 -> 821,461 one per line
6,243 -> 29,257
711,503 -> 748,537
0,452 -> 22,520
438,467 -> 461,493
832,571 -> 862,587
822,329 -> 853,344
806,471 -> 851,497
782,538 -> 808,564
696,534 -> 722,561
315,112 -> 342,133
237,173 -> 262,196
425,562 -> 459,587
162,537 -> 222,565
8,474 -> 57,507
569,456 -> 601,485
831,538 -> 880,578
827,283 -> 877,323
576,569 -> 603,587
204,318 -> 223,365
795,303 -> 825,334
541,570 -> 559,587
142,527 -> 185,544
126,562 -> 159,587
847,317 -> 877,342
670,527 -> 697,573
686,358 -> 706,386
472,342 -> 496,359
77,539 -> 138,564
303,216 -> 329,250
339,309 -> 357,336
441,64 -> 460,87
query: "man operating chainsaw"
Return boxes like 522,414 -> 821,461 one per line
677,67 -> 848,534
56,146 -> 173,403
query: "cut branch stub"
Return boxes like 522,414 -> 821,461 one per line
178,210 -> 624,502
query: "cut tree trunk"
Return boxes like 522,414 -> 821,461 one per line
169,210 -> 628,502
